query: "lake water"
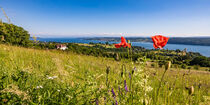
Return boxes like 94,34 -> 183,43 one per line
36,38 -> 210,57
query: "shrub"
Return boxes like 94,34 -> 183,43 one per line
181,64 -> 187,69
190,56 -> 210,67
194,65 -> 200,70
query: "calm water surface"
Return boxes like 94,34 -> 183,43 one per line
36,38 -> 210,57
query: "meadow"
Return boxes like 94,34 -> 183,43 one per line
0,44 -> 209,105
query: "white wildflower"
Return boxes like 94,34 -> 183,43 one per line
47,76 -> 58,80
133,64 -> 153,103
66,95 -> 72,99
145,86 -> 153,92
47,77 -> 53,79
52,76 -> 58,79
36,85 -> 43,89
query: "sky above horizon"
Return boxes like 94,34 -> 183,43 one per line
0,0 -> 210,37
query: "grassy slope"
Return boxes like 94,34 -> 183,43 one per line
0,44 -> 133,104
0,44 -> 125,84
0,44 -> 209,104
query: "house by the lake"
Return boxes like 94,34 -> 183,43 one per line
56,44 -> 68,50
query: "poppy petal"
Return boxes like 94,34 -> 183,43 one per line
114,36 -> 131,48
151,35 -> 169,49
121,36 -> 127,44
115,44 -> 122,48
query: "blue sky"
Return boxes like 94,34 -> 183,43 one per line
0,0 -> 210,37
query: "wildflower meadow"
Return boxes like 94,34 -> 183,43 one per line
0,44 -> 209,105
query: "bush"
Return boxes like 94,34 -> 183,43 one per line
181,64 -> 187,69
194,65 -> 200,70
190,56 -> 210,67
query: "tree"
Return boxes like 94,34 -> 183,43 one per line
0,23 -> 30,46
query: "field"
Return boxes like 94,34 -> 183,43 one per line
0,44 -> 209,104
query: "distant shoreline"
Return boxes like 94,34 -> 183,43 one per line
31,36 -> 210,46
83,37 -> 210,46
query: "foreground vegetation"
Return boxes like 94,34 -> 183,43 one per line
0,44 -> 209,104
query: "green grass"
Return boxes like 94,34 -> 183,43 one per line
0,44 -> 209,104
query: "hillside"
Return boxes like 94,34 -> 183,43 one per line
0,44 -> 209,104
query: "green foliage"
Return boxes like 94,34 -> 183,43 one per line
181,64 -> 187,69
158,60 -> 166,68
194,65 -> 200,70
190,56 -> 210,67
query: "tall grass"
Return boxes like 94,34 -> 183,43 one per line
0,44 -> 209,104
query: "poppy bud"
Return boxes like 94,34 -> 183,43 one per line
106,66 -> 110,74
121,71 -> 123,77
132,69 -> 134,74
165,61 -> 171,71
127,40 -> 130,43
115,53 -> 120,61
185,86 -> 194,95
189,86 -> 194,95
198,83 -> 202,89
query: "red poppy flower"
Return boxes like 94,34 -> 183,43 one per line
151,35 -> 169,49
115,36 -> 131,48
